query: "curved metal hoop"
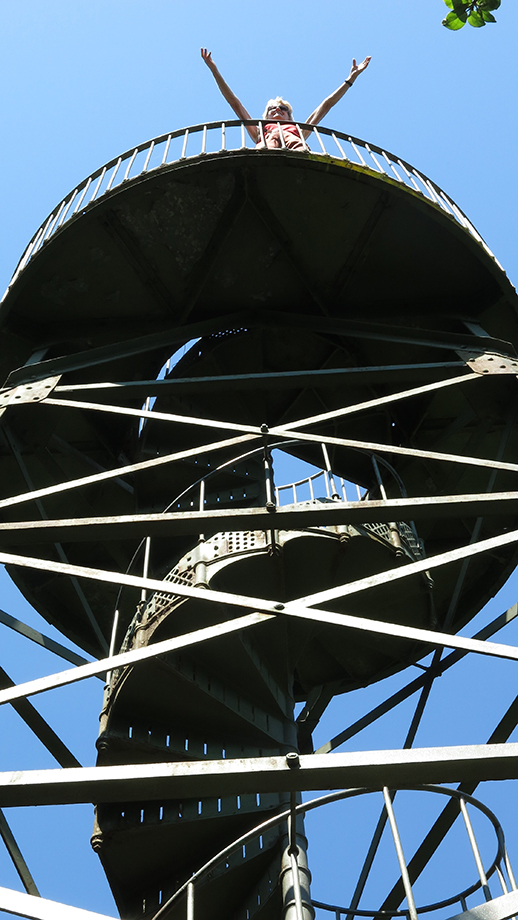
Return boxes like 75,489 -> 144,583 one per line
151,784 -> 516,920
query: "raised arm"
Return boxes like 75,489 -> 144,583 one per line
305,57 -> 371,127
201,49 -> 259,142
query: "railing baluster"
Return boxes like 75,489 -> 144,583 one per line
240,122 -> 246,148
350,138 -> 367,167
106,156 -> 122,192
221,122 -> 226,151
396,158 -> 421,192
313,126 -> 327,154
180,129 -> 189,159
264,448 -> 275,509
105,607 -> 120,687
372,455 -> 388,501
496,864 -> 509,895
201,124 -> 207,154
460,797 -> 492,902
34,213 -> 55,252
296,123 -> 309,151
186,880 -> 194,920
73,176 -> 93,213
383,787 -> 418,920
140,536 -> 151,604
322,443 -> 339,499
142,141 -> 155,173
332,133 -> 349,160
437,190 -> 456,217
58,189 -> 79,226
505,848 -> 518,891
323,469 -> 331,499
161,135 -> 172,166
381,150 -> 403,182
45,199 -> 67,239
124,148 -> 139,180
90,166 -> 107,203
365,143 -> 387,174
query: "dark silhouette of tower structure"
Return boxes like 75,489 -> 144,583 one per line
1,120 -> 518,920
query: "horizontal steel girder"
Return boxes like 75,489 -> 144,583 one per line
446,890 -> 518,920
0,885 -> 115,920
52,362 -> 467,398
6,310 -> 512,388
2,744 -> 518,807
1,492 -> 518,544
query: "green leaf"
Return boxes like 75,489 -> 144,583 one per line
444,0 -> 469,10
481,10 -> 497,21
442,10 -> 467,28
468,10 -> 486,25
478,0 -> 500,9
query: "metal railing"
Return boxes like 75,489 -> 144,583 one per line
148,785 -> 516,920
4,119 -> 499,297
275,467 -> 363,506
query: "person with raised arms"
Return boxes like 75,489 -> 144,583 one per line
201,48 -> 371,150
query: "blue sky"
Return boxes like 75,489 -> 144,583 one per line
0,1 -> 518,918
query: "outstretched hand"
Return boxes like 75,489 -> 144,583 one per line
350,56 -> 371,79
201,48 -> 216,72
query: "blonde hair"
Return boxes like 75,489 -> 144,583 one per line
263,97 -> 293,119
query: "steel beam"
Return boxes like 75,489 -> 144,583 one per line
2,492 -> 518,544
279,371 -> 479,432
0,612 -> 272,706
0,433 -> 257,511
52,362 -> 467,400
0,885 -> 116,920
271,425 -> 518,477
0,609 -> 91,668
47,371 -> 476,441
44,395 -> 260,435
0,665 -> 81,767
252,310 -> 516,358
1,744 -> 518,807
7,310 -> 513,390
5,312 -> 251,387
293,526 -> 518,610
315,603 -> 518,755
0,809 -> 39,896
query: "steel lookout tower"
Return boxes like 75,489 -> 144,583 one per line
1,119 -> 518,920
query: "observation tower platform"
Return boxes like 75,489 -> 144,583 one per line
1,120 -> 518,920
